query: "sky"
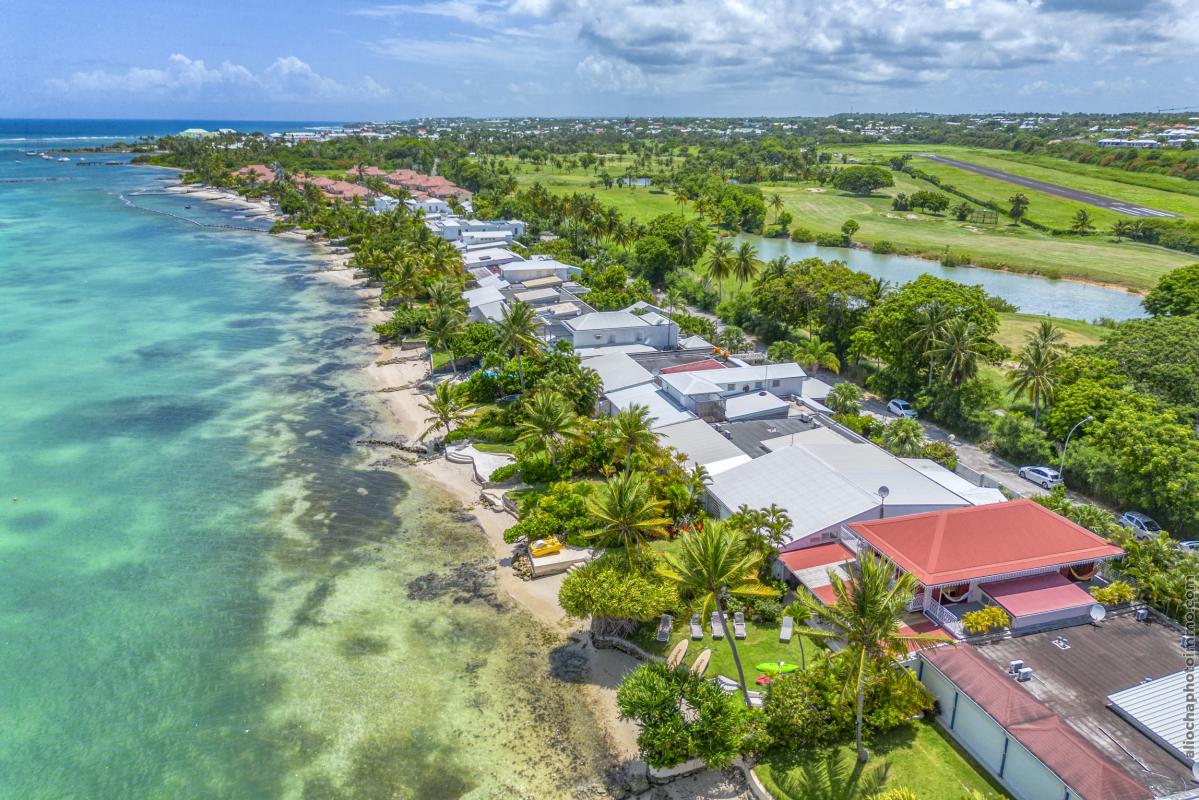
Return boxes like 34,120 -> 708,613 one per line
3,0 -> 1198,120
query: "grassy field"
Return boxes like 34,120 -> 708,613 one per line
755,720 -> 1008,800
764,177 -> 1190,290
489,154 -> 1193,290
838,143 -> 1199,223
995,313 -> 1112,352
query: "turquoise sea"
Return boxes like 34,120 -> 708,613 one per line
0,125 -> 613,798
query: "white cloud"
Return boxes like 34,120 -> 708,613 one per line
576,55 -> 648,94
47,54 -> 390,103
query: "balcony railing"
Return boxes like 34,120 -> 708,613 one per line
924,600 -> 965,639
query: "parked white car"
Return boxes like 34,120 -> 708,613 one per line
1178,540 -> 1199,553
1017,465 -> 1063,489
1117,511 -> 1162,539
887,399 -> 917,418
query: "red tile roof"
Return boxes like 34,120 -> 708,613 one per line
810,584 -> 838,606
982,571 -> 1095,618
897,618 -> 953,651
779,542 -> 855,573
923,646 -> 1150,800
659,358 -> 726,375
848,500 -> 1123,586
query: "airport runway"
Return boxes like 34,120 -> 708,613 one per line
921,154 -> 1177,218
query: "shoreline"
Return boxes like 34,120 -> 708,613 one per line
159,173 -> 647,766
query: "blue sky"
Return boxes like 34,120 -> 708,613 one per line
4,0 -> 1197,120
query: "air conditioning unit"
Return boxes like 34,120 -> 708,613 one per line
1008,660 -> 1025,675
1135,608 -> 1150,622
1017,667 -> 1034,682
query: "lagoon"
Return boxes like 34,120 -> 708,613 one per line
738,235 -> 1147,321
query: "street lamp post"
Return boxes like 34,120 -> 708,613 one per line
1060,415 -> 1095,475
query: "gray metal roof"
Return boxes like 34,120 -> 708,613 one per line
1108,670 -> 1195,767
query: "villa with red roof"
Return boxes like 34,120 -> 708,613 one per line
845,500 -> 1124,637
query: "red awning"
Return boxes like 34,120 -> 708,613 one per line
982,572 -> 1095,618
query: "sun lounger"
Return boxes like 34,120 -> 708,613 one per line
715,675 -> 740,693
710,611 -> 725,639
780,615 -> 794,643
734,611 -> 747,639
656,613 -> 673,642
690,614 -> 703,639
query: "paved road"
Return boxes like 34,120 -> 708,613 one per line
920,154 -> 1177,219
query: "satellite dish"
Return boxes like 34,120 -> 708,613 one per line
1090,604 -> 1107,622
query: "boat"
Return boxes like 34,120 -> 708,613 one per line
24,151 -> 38,157
184,205 -> 192,209
57,157 -> 69,162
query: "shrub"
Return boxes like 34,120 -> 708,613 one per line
1090,580 -> 1137,606
941,250 -> 971,268
443,428 -> 471,445
961,606 -> 1010,634
990,413 -> 1053,465
790,226 -> 816,242
472,424 -> 519,444
488,463 -> 519,483
871,240 -> 896,254
815,232 -> 847,248
516,453 -> 569,485
919,441 -> 958,471
832,412 -> 885,439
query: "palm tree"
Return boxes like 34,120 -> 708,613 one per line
928,318 -> 989,387
794,335 -> 841,374
423,305 -> 465,372
763,255 -> 790,280
516,390 -> 584,464
419,381 -> 469,444
768,192 -> 785,223
663,287 -> 686,320
495,301 -> 541,392
586,472 -> 671,565
1008,340 -> 1059,423
1031,319 -> 1066,354
775,750 -> 891,800
705,240 -> 734,300
733,241 -> 759,288
609,404 -> 659,474
881,417 -> 925,457
905,301 -> 949,387
657,522 -> 778,707
796,552 -> 944,761
767,340 -> 801,364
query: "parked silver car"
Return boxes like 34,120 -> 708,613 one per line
1117,511 -> 1162,539
1017,465 -> 1063,489
887,399 -> 917,418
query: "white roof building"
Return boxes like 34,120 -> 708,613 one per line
463,247 -> 524,269
462,285 -> 505,309
562,309 -> 678,350
602,384 -> 695,429
585,352 -> 656,393
655,419 -> 752,475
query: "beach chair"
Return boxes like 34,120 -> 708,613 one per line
715,675 -> 740,693
656,613 -> 673,643
711,611 -> 725,639
690,614 -> 703,639
733,611 -> 747,639
780,615 -> 794,643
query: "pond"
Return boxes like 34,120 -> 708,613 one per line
738,235 -> 1146,322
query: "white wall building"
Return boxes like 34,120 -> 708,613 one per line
561,309 -> 678,349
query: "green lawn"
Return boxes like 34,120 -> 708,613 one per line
472,441 -> 517,454
632,617 -> 822,683
995,312 -> 1112,352
756,720 -> 1008,800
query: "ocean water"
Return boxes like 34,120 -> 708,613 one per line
0,129 -> 613,798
